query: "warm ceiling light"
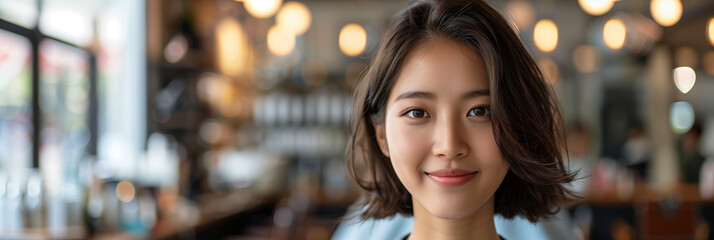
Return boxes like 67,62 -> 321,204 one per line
217,19 -> 248,76
650,0 -> 682,27
277,2 -> 312,36
578,0 -> 614,16
534,19 -> 558,53
243,0 -> 282,19
267,25 -> 295,56
339,23 -> 367,57
707,17 -> 714,46
603,18 -> 626,50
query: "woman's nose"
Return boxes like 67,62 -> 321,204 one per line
432,117 -> 470,160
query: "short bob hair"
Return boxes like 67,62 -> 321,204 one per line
347,0 -> 576,223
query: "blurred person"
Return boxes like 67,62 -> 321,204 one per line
564,123 -> 595,239
623,124 -> 651,181
679,121 -> 705,184
566,123 -> 594,196
342,0 -> 577,239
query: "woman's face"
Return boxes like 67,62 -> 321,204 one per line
374,38 -> 508,219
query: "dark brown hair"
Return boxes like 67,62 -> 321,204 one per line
346,0 -> 576,223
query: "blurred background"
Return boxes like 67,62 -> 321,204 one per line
0,0 -> 713,239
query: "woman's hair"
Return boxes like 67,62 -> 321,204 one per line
346,0 -> 576,223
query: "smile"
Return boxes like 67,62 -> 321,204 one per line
425,169 -> 478,187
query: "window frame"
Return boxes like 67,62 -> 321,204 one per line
0,16 -> 97,168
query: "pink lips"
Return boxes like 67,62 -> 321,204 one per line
426,169 -> 478,187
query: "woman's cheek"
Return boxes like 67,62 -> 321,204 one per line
474,131 -> 505,169
386,121 -> 430,180
388,121 -> 430,157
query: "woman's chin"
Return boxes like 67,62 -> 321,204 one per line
426,205 -> 478,220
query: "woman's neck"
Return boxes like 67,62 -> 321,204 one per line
408,196 -> 500,240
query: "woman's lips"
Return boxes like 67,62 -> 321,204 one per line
426,169 -> 478,187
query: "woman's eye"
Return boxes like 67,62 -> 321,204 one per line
404,109 -> 430,118
468,106 -> 490,117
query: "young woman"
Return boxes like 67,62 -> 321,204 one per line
345,0 -> 576,239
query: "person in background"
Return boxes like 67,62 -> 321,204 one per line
623,124 -> 651,181
340,0 -> 577,239
566,123 -> 594,196
680,121 -> 705,184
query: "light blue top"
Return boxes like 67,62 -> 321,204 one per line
331,209 -> 575,240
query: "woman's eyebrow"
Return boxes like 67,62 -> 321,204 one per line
462,89 -> 490,99
394,91 -> 434,102
394,89 -> 489,102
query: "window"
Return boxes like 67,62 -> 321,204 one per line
38,40 -> 91,192
0,29 -> 33,173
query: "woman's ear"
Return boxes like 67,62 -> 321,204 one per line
373,123 -> 390,157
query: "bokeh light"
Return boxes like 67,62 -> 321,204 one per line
650,0 -> 682,27
276,2 -> 312,36
707,18 -> 714,47
217,19 -> 249,77
116,181 -> 136,203
164,35 -> 188,63
670,101 -> 695,134
338,23 -> 367,57
603,18 -> 626,50
199,119 -> 225,145
243,0 -> 282,19
534,19 -> 558,53
578,0 -> 614,16
673,66 -> 696,94
267,25 -> 296,56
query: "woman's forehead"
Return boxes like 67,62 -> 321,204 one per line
390,38 -> 489,98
